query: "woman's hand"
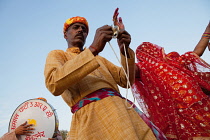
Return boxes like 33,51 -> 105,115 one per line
113,8 -> 125,30
112,8 -> 131,56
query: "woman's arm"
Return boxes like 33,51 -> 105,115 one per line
193,22 -> 210,56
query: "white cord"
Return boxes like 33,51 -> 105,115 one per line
108,42 -> 135,108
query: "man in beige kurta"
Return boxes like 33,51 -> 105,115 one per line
44,16 -> 156,140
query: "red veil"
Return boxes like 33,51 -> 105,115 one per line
132,42 -> 210,140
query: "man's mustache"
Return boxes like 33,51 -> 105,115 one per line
75,33 -> 84,40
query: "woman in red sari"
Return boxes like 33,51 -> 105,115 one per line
133,22 -> 210,140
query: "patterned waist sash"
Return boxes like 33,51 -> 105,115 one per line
71,88 -> 121,113
71,88 -> 167,140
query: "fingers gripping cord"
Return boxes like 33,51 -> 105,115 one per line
112,25 -> 119,39
108,41 -> 135,109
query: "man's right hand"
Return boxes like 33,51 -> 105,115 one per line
89,25 -> 113,55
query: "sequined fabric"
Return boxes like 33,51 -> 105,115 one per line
132,42 -> 210,140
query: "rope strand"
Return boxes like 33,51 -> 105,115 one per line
108,41 -> 135,108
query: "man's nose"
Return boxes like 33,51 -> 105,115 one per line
77,26 -> 83,32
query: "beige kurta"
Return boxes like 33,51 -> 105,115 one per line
44,47 -> 156,140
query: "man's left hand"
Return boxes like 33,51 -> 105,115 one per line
117,30 -> 131,56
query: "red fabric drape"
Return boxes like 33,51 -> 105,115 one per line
132,42 -> 210,140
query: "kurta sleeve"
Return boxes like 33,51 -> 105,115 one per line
102,47 -> 135,88
0,131 -> 18,140
44,48 -> 100,96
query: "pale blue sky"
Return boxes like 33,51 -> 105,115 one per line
0,0 -> 209,136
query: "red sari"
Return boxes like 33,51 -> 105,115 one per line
132,42 -> 210,140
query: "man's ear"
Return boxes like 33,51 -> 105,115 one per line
64,32 -> 67,39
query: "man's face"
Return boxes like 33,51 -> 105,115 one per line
64,22 -> 88,48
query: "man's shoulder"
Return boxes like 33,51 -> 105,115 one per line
49,49 -> 65,53
48,49 -> 66,55
46,50 -> 67,60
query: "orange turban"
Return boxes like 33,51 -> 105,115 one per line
63,16 -> 89,34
